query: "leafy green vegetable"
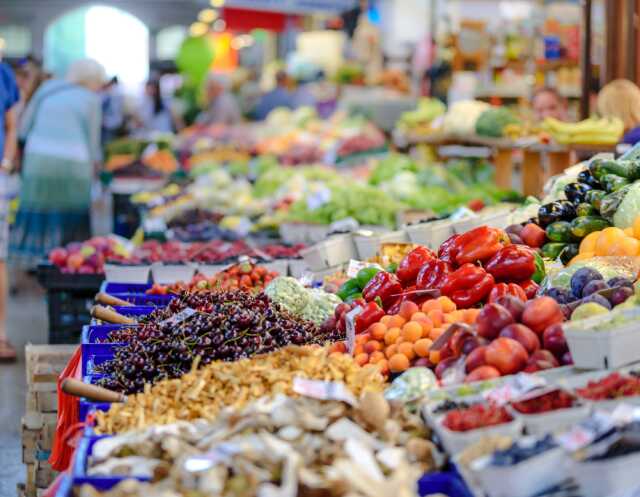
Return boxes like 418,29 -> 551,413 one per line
475,107 -> 520,138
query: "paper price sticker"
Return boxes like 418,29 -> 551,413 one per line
556,411 -> 615,452
483,373 -> 547,406
345,306 -> 363,355
160,307 -> 197,327
346,259 -> 383,278
292,377 -> 357,406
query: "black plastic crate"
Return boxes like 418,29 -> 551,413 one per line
46,289 -> 96,344
37,263 -> 104,291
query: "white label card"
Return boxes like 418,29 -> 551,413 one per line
345,306 -> 363,355
160,307 -> 197,327
346,259 -> 383,278
292,377 -> 357,406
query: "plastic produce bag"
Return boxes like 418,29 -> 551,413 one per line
384,368 -> 438,403
600,184 -> 632,222
541,256 -> 640,292
613,181 -> 640,228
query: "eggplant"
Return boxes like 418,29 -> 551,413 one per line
564,182 -> 592,204
577,169 -> 602,189
559,244 -> 579,265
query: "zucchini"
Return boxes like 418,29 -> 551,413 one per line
589,159 -> 638,180
601,173 -> 630,193
586,189 -> 606,211
570,216 -> 610,239
559,244 -> 579,265
541,242 -> 566,260
575,202 -> 597,217
546,221 -> 575,243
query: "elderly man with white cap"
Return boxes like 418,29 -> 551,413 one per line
196,72 -> 241,126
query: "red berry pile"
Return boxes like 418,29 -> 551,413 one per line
511,390 -> 575,414
442,404 -> 513,432
575,372 -> 640,401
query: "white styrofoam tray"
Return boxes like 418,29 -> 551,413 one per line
103,264 -> 150,284
299,235 -> 356,271
151,264 -> 197,284
571,450 -> 640,497
509,402 -> 591,436
353,229 -> 409,259
555,369 -> 640,411
288,259 -> 309,278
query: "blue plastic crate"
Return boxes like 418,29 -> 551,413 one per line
110,292 -> 173,306
99,282 -> 151,294
71,436 -> 150,488
54,475 -> 73,497
90,305 -> 155,325
82,351 -> 114,377
417,471 -> 474,497
81,324 -> 131,358
78,376 -> 114,422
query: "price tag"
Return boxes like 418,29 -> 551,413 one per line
345,306 -> 363,355
346,259 -> 383,278
160,307 -> 197,327
292,377 -> 357,406
556,411 -> 616,452
306,186 -> 332,210
483,373 -> 547,406
141,142 -> 159,159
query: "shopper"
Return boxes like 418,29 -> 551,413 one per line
255,71 -> 293,120
10,58 -> 105,268
0,61 -> 19,361
532,87 -> 568,122
136,78 -> 174,134
101,76 -> 125,144
597,79 -> 640,144
196,73 -> 241,126
13,55 -> 45,124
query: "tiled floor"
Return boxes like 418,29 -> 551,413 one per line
0,277 -> 48,497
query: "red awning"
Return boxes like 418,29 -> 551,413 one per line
223,7 -> 301,32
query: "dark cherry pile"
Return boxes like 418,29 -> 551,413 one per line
95,291 -> 343,394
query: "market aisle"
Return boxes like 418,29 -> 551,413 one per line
0,279 -> 47,497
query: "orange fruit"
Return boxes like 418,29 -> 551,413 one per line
429,327 -> 445,341
354,344 -> 364,355
385,344 -> 398,359
389,353 -> 410,372
399,301 -> 420,320
355,333 -> 369,345
369,351 -> 385,363
414,338 -> 433,357
368,322 -> 387,341
401,321 -> 423,342
421,299 -> 443,313
464,308 -> 480,324
625,227 -> 635,237
595,227 -> 626,256
411,311 -> 429,322
384,327 -> 401,345
355,353 -> 369,366
377,359 -> 390,374
634,215 -> 640,239
387,314 -> 406,328
364,340 -> 383,354
397,342 -> 416,360
380,315 -> 393,326
437,296 -> 456,313
329,341 -> 347,354
609,236 -> 640,256
418,317 -> 433,336
427,309 -> 444,327
569,251 -> 595,265
579,231 -> 600,253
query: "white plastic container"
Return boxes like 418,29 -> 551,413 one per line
433,415 -> 523,455
473,447 -> 568,497
429,220 -> 456,249
353,230 -> 409,259
452,216 -> 480,234
557,370 -> 640,412
481,209 -> 511,229
405,222 -> 434,247
299,235 -> 356,271
197,263 -> 229,278
262,259 -> 289,276
279,223 -> 311,244
564,308 -> 640,369
510,403 -> 591,436
572,450 -> 640,497
288,259 -> 309,278
103,264 -> 150,284
151,264 -> 197,284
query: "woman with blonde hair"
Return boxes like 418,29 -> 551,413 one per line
10,58 -> 105,267
597,79 -> 640,144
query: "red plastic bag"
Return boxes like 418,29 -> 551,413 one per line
49,346 -> 83,471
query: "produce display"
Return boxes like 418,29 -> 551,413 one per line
540,116 -> 624,145
81,393 -> 432,497
510,389 -> 576,414
264,277 -> 342,325
95,291 -> 342,394
575,372 -> 640,400
95,346 -> 385,433
442,403 -> 513,432
48,237 -> 129,274
146,262 -> 279,294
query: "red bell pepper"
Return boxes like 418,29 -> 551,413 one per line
438,234 -> 461,265
396,246 -> 435,284
354,301 -> 385,334
453,226 -> 510,266
519,279 -> 540,300
416,259 -> 453,289
488,283 -> 528,303
362,271 -> 402,309
485,244 -> 536,282
440,263 -> 495,308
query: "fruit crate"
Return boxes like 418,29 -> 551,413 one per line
82,352 -> 113,378
89,305 -> 155,325
418,470 -> 474,497
78,378 -> 112,423
81,324 -> 134,358
37,263 -> 104,291
99,282 -> 151,294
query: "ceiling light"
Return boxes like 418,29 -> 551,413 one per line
198,9 -> 218,23
189,22 -> 209,37
210,0 -> 225,7
213,19 -> 226,32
